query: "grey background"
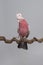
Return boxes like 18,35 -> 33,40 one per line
0,0 -> 43,65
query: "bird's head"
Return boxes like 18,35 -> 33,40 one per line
16,13 -> 24,22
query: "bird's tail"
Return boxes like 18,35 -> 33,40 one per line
17,42 -> 28,50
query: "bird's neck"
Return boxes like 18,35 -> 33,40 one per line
17,19 -> 24,23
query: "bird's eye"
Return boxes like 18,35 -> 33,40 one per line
19,15 -> 20,16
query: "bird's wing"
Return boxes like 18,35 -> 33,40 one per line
26,31 -> 30,38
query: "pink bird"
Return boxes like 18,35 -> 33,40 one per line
16,13 -> 30,50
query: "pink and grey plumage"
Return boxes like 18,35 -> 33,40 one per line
16,13 -> 30,50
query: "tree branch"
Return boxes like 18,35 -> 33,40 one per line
0,36 -> 43,44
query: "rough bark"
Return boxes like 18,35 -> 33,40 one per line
0,36 -> 43,44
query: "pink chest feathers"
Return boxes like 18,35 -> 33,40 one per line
18,19 -> 29,36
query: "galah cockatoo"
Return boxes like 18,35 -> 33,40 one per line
16,13 -> 30,50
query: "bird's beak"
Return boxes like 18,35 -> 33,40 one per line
17,19 -> 19,23
18,20 -> 19,23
